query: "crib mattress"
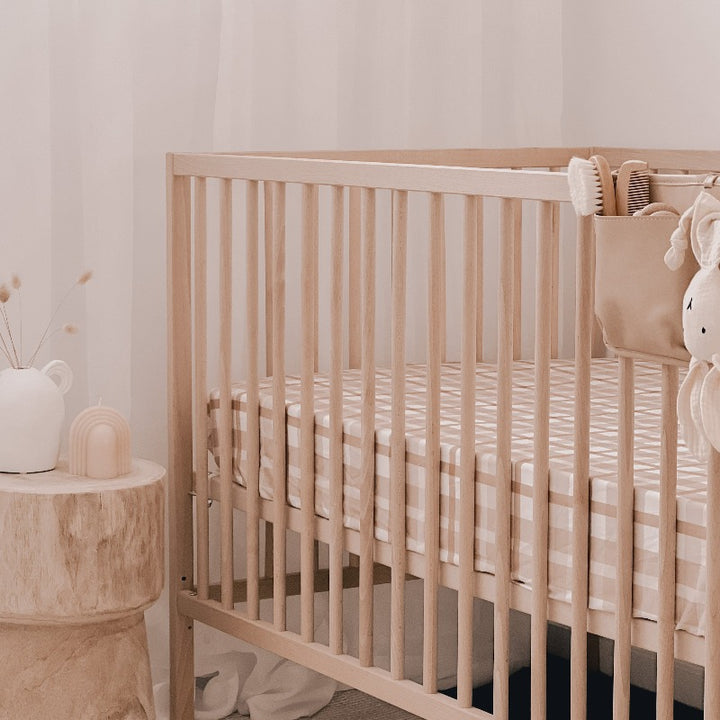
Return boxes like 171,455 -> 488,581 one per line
208,359 -> 709,637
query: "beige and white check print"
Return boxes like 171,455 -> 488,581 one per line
209,359 -> 708,637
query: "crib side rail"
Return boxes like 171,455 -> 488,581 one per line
167,150 -> 578,720
168,148 -> 657,720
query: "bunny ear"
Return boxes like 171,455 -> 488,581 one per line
665,203 -> 694,271
678,358 -> 710,460
701,364 -> 720,453
690,192 -> 720,269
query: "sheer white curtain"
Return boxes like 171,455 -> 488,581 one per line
0,0 -> 563,713
0,0 -> 563,465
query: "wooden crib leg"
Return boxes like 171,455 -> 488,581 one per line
167,161 -> 196,720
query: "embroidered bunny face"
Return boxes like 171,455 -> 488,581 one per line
665,191 -> 720,459
682,267 -> 720,362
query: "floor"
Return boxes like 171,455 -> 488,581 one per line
223,689 -> 420,720
223,657 -> 705,719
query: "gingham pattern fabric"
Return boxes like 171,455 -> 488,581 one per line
208,359 -> 709,636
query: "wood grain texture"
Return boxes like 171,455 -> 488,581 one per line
0,614 -> 155,720
706,449 -> 720,716
531,201 -> 553,720
657,364 -> 678,720
457,195 -> 477,707
571,214 -> 593,720
613,357 -> 634,720
549,200 -> 560,359
193,176 -> 210,602
219,177 -> 234,611
329,185 -> 345,655
272,181 -> 288,631
264,182 -> 274,377
476,198 -> 484,362
390,189 -> 408,680
245,180 -> 261,621
0,460 -> 164,622
512,198 -> 522,360
359,187 -> 376,668
197,147 -> 587,168
301,183 -> 319,642
166,155 -> 195,720
172,154 -> 571,201
348,187 -> 362,369
423,192 -> 443,694
494,198 -> 514,720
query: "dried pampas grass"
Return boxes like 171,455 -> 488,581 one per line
0,271 -> 92,369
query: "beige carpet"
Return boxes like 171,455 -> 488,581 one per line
305,689 -> 421,719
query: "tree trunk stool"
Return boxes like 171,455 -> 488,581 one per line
0,459 -> 165,720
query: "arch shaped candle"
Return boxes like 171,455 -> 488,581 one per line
69,405 -> 131,479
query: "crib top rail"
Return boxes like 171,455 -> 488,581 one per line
594,147 -> 720,173
170,146 -> 720,201
180,146 -> 589,167
170,151 -> 571,201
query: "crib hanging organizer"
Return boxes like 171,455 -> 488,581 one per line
593,169 -> 720,363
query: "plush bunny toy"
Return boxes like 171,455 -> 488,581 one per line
665,190 -> 720,459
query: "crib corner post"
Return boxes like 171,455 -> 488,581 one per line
166,153 -> 196,720
705,448 -> 720,716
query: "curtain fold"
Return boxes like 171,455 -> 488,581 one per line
0,1 -> 563,713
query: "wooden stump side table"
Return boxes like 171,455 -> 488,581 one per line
0,459 -> 165,720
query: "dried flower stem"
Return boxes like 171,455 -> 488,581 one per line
0,327 -> 15,366
0,304 -> 19,367
26,271 -> 92,368
13,279 -> 22,365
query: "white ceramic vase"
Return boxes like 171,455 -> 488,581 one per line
0,360 -> 73,473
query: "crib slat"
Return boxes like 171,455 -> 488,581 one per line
245,181 -> 261,620
706,448 -> 720,716
390,189 -> 408,681
439,195 -> 447,364
493,197 -> 514,720
571,214 -> 593,720
550,200 -> 560,359
349,187 -> 362,370
219,178 -> 234,611
476,198 -> 484,362
193,177 -> 209,602
313,192 -> 320,374
613,356 -> 634,720
531,201 -> 553,720
359,187 -> 376,668
300,184 -> 319,642
656,364 -> 678,720
272,182 -> 287,631
512,198 -> 522,360
264,182 -> 274,377
329,185 -> 345,655
457,195 -> 478,707
263,182 -> 275,581
422,192 -> 443,694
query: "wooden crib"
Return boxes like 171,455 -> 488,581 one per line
167,147 -> 720,720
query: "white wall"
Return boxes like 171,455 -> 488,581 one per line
562,0 -> 720,148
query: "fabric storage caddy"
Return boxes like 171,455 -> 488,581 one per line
593,170 -> 720,363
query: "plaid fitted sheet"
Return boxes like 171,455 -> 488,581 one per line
208,359 -> 709,637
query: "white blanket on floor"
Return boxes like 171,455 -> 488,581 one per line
153,624 -> 336,720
